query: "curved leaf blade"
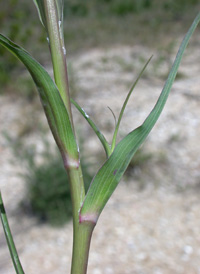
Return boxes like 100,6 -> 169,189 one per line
111,55 -> 152,152
71,98 -> 111,157
0,34 -> 78,163
80,12 -> 200,221
33,0 -> 47,28
33,0 -> 63,31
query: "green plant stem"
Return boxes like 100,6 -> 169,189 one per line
43,1 -> 94,272
66,167 -> 94,274
0,192 -> 24,274
44,0 -> 73,126
71,221 -> 94,274
44,0 -> 93,274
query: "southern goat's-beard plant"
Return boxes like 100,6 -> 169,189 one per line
0,1 -> 199,273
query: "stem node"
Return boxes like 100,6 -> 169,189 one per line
79,213 -> 98,226
63,155 -> 80,170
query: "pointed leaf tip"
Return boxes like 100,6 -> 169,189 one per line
111,55 -> 153,152
33,0 -> 47,28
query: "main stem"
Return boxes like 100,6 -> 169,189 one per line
71,222 -> 94,274
44,0 -> 73,126
67,169 -> 95,274
43,1 -> 94,273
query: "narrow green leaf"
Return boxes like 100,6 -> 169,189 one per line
80,12 -> 200,221
71,98 -> 111,157
33,0 -> 47,29
33,0 -> 63,32
55,0 -> 64,29
0,34 -> 78,164
111,56 -> 152,152
0,192 -> 24,274
107,106 -> 117,128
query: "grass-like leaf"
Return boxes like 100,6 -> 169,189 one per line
0,192 -> 24,274
71,98 -> 111,157
111,55 -> 152,152
0,34 -> 78,164
80,12 -> 200,222
33,0 -> 47,29
72,55 -> 152,158
33,0 -> 63,31
107,106 -> 117,128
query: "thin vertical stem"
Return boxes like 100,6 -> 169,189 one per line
70,223 -> 94,274
68,162 -> 94,274
44,0 -> 73,126
65,166 -> 94,274
43,1 -> 94,273
0,192 -> 24,274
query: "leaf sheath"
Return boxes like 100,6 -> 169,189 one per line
0,34 -> 78,164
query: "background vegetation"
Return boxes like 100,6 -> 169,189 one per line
0,0 -> 199,89
6,135 -> 92,226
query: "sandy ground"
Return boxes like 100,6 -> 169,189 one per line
0,37 -> 200,273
